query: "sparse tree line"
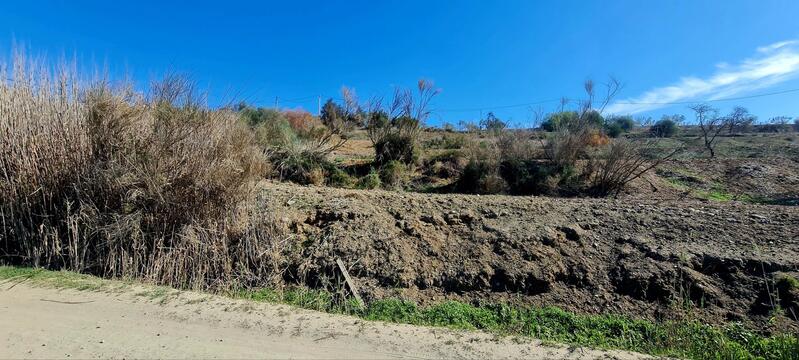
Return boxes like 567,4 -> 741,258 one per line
232,74 -> 798,197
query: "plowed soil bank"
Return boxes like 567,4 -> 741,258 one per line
260,182 -> 799,333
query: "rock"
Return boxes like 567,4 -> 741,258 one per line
419,214 -> 445,226
558,224 -> 586,242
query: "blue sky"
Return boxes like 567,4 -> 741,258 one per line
2,1 -> 799,126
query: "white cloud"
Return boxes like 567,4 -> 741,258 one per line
605,39 -> 799,115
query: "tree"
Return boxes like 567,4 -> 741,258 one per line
650,116 -> 680,138
726,106 -> 756,134
301,90 -> 360,154
604,115 -> 635,137
480,112 -> 507,132
691,104 -> 726,158
768,116 -> 793,133
541,111 -> 578,131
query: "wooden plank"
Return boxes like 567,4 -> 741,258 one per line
335,258 -> 364,307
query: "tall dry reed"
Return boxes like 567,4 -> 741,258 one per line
1,54 -> 285,290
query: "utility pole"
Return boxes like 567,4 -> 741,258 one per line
317,96 -> 321,116
274,96 -> 279,110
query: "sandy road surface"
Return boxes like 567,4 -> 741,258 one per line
0,282 -> 649,359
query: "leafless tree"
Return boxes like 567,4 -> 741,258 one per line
726,106 -> 756,134
691,103 -> 726,158
768,116 -> 793,133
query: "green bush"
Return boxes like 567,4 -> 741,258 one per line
328,167 -> 355,188
604,115 -> 635,138
456,160 -> 507,194
542,110 -> 604,132
379,160 -> 410,188
241,107 -> 297,147
605,122 -> 624,138
358,169 -> 382,189
425,133 -> 466,150
424,150 -> 467,179
374,132 -> 419,166
650,119 -> 679,138
269,149 -> 331,185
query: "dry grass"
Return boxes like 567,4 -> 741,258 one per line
0,53 -> 285,291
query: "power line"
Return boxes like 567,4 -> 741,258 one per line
611,87 -> 799,105
437,98 -> 561,112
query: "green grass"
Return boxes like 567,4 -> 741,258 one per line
2,266 -> 797,359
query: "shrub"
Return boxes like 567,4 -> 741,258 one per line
424,151 -> 468,179
604,115 -> 635,138
0,58 -> 276,290
328,167 -> 355,188
457,160 -> 506,194
283,108 -> 319,136
605,122 -> 624,138
242,107 -> 297,147
365,80 -> 439,166
455,78 -> 675,197
542,110 -> 604,132
424,133 -> 466,150
358,169 -> 382,189
499,160 -> 558,195
585,140 -> 667,196
542,111 -> 578,131
374,131 -> 419,165
379,160 -> 410,189
268,148 -> 331,185
650,118 -> 679,138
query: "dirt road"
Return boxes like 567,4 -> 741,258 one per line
0,283 -> 648,359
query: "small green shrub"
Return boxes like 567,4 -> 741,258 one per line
425,133 -> 466,150
328,167 -> 355,188
241,107 -> 298,147
379,160 -> 410,188
542,110 -> 603,132
269,149 -> 331,185
605,122 -> 624,138
374,132 -> 419,166
424,150 -> 467,179
456,160 -> 506,194
358,169 -> 382,189
651,119 -> 679,138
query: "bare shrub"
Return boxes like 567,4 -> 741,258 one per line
586,139 -> 679,196
0,54 -> 279,291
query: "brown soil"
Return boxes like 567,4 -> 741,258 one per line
655,157 -> 799,203
261,181 -> 799,333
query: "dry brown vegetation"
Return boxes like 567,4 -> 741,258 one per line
0,55 -> 287,290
